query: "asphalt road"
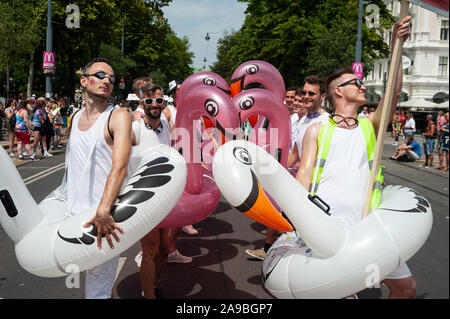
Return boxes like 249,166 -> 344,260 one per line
0,134 -> 448,299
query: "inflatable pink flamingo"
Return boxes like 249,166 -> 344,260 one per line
177,72 -> 233,169
178,72 -> 231,103
157,86 -> 240,228
230,60 -> 285,129
230,60 -> 285,101
234,89 -> 291,168
178,72 -> 231,131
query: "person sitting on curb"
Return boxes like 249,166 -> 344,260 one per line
389,134 -> 421,162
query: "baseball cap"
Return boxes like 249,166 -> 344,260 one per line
168,80 -> 178,93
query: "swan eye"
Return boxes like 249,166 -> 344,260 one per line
239,96 -> 255,110
233,146 -> 252,165
205,99 -> 219,117
203,76 -> 216,86
246,64 -> 259,75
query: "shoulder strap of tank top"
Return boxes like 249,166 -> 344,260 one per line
107,107 -> 115,141
310,118 -> 336,195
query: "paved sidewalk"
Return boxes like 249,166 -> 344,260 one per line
1,131 -> 69,166
382,133 -> 449,177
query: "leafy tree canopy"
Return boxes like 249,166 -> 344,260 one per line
0,0 -> 194,100
212,0 -> 395,86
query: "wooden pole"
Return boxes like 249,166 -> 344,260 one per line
362,0 -> 410,219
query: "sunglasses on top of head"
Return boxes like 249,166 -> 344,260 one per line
337,78 -> 364,89
83,71 -> 115,85
142,97 -> 165,106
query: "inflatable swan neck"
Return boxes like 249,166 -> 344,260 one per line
0,147 -> 43,243
213,140 -> 347,258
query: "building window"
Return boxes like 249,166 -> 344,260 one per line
439,57 -> 448,76
441,20 -> 449,41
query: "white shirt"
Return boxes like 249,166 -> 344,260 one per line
166,104 -> 177,126
290,113 -> 300,152
132,116 -> 171,146
294,112 -> 329,159
358,111 -> 369,118
404,118 -> 416,135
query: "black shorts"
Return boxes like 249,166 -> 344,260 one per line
32,127 -> 42,132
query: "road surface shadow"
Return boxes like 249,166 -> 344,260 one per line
116,263 -> 258,299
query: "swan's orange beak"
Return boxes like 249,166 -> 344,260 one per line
236,170 -> 293,232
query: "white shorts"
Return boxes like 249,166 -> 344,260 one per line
85,255 -> 120,299
407,150 -> 420,160
385,263 -> 412,280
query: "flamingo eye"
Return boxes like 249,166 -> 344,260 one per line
233,146 -> 252,165
205,99 -> 219,117
203,76 -> 216,86
246,64 -> 259,75
239,96 -> 255,110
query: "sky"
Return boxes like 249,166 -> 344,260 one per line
162,0 -> 248,70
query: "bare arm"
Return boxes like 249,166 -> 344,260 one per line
287,143 -> 300,168
22,111 -> 32,133
162,107 -> 174,131
295,123 -> 320,191
370,16 -> 411,135
422,123 -> 436,138
83,109 -> 132,249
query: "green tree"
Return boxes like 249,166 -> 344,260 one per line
0,0 -> 44,98
212,0 -> 395,86
0,0 -> 194,100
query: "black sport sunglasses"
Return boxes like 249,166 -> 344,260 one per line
83,71 -> 115,85
337,78 -> 364,89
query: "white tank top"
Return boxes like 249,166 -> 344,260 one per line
316,125 -> 370,229
67,106 -> 114,214
295,112 -> 329,159
166,104 -> 177,126
132,117 -> 171,146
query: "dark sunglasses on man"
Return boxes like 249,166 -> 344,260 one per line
301,90 -> 317,97
83,71 -> 115,85
337,78 -> 365,89
142,97 -> 165,106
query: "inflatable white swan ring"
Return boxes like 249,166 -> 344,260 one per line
0,128 -> 186,277
212,140 -> 433,299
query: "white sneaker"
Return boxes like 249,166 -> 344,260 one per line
167,249 -> 193,263
135,251 -> 143,268
182,225 -> 199,235
29,154 -> 40,161
43,151 -> 53,157
9,152 -> 15,157
22,152 -> 28,157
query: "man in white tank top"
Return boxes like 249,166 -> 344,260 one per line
297,16 -> 415,299
67,57 -> 132,299
131,83 -> 192,299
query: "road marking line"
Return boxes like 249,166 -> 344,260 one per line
24,163 -> 66,185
